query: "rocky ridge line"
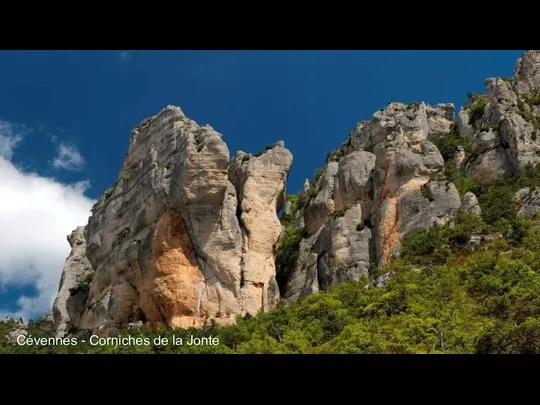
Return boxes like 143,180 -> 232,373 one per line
279,50 -> 540,303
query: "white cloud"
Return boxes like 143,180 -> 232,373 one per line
0,121 -> 95,322
0,120 -> 30,160
52,143 -> 85,171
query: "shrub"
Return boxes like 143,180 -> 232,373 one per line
275,226 -> 303,291
312,168 -> 324,187
400,225 -> 446,264
70,271 -> 95,294
479,185 -> 516,226
523,90 -> 540,106
326,149 -> 344,163
329,209 -> 346,220
363,142 -> 375,153
436,125 -> 473,162
468,96 -> 490,125
478,162 -> 540,227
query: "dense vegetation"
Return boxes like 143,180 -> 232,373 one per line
3,164 -> 540,354
3,213 -> 539,354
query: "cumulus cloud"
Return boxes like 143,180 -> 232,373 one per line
0,121 -> 95,322
53,143 -> 85,170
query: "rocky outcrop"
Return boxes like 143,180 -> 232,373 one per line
280,52 -> 540,303
515,187 -> 540,217
282,101 -> 461,300
1,317 -> 27,344
364,271 -> 395,290
514,50 -> 540,96
38,312 -> 57,333
62,106 -> 291,336
460,192 -> 482,216
282,51 -> 540,302
452,146 -> 466,169
52,226 -> 94,337
461,50 -> 540,185
370,128 -> 460,266
284,203 -> 376,301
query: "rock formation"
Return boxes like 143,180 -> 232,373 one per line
52,226 -> 94,337
460,192 -> 482,216
460,50 -> 540,185
281,101 -> 461,301
53,106 -> 292,336
47,50 -> 540,337
515,187 -> 540,217
280,50 -> 540,302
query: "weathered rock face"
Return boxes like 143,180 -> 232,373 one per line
355,104 -> 459,248
461,192 -> 482,216
284,203 -> 376,301
39,312 -> 57,334
462,50 -> 540,185
52,226 -> 94,337
228,143 -> 292,315
134,210 -> 207,330
514,50 -> 540,96
370,125 -> 460,266
282,101 -> 461,300
60,106 -> 291,335
364,271 -> 395,290
515,188 -> 540,217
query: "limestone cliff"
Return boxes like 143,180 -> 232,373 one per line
281,101 -> 461,301
54,106 -> 292,336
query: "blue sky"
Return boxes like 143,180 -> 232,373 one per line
0,50 -> 525,321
